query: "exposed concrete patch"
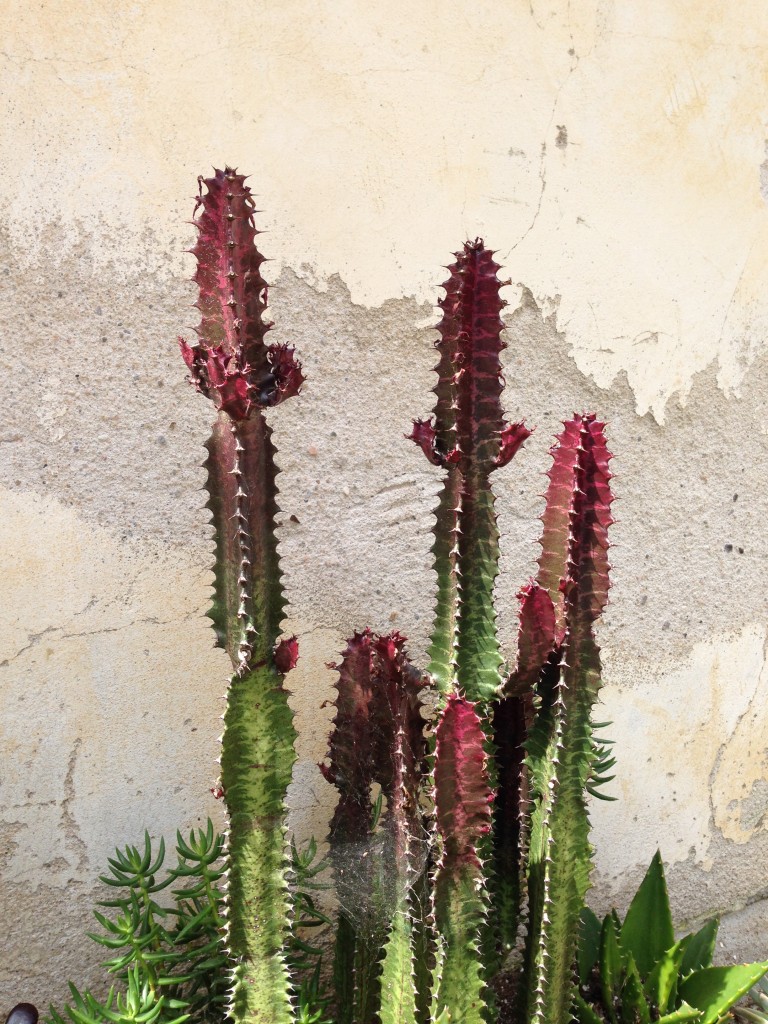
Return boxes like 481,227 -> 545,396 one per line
717,897 -> 768,966
1,882 -> 106,1010
60,738 -> 88,874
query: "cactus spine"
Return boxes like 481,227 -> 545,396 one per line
180,169 -> 303,1024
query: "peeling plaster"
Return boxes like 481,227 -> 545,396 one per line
2,1 -> 768,417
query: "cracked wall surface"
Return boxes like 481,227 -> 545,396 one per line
1,0 -> 768,1008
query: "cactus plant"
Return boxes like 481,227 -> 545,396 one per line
318,243 -> 621,1024
175,176 -> 766,1024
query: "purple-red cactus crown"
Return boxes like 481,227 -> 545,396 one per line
408,239 -> 530,470
180,167 -> 304,420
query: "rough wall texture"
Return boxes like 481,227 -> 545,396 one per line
1,0 -> 767,1008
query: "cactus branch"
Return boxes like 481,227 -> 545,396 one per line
523,414 -> 614,1024
431,695 -> 494,1023
322,632 -> 427,1024
411,241 -> 531,699
181,168 -> 301,1024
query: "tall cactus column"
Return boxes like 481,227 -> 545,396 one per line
410,241 -> 530,702
179,168 -> 303,1024
522,415 -> 614,1024
409,242 -> 531,1021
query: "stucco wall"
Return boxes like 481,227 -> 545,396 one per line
1,0 -> 767,1006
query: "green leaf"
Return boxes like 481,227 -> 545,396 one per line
645,938 -> 689,1014
680,919 -> 719,976
579,907 -> 602,985
678,963 -> 768,1024
657,1003 -> 703,1023
600,912 -> 624,1023
573,993 -> 603,1024
620,851 -> 674,978
619,956 -> 651,1024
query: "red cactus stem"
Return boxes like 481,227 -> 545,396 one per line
180,167 -> 303,419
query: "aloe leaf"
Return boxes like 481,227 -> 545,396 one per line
573,993 -> 604,1024
680,919 -> 719,976
645,938 -> 689,1014
619,955 -> 651,1024
431,695 -> 493,1023
656,1003 -> 703,1024
578,906 -> 602,985
620,852 -> 675,979
599,912 -> 623,1024
678,963 -> 768,1024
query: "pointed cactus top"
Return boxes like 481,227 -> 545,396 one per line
179,167 -> 304,419
409,239 -> 530,470
537,413 -> 614,636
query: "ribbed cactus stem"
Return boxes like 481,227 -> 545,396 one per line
431,695 -> 494,1024
322,632 -> 427,1024
180,168 -> 302,1024
410,241 -> 530,701
522,414 -> 614,1024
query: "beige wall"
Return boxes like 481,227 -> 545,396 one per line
1,0 -> 767,1007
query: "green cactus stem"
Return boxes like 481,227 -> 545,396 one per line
321,631 -> 427,1024
409,240 -> 530,701
180,168 -> 303,1024
430,695 -> 494,1024
492,582 -> 557,956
